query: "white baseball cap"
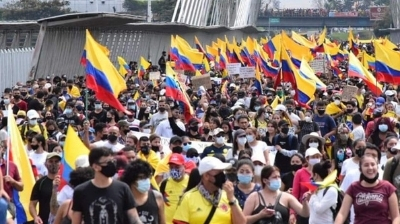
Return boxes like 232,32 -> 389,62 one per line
198,157 -> 232,175
75,155 -> 90,168
305,147 -> 322,157
27,110 -> 40,119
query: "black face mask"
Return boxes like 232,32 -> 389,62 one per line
281,127 -> 289,134
210,112 -> 218,117
152,146 -> 159,152
21,92 -> 27,97
99,161 -> 117,177
31,144 -> 39,150
291,164 -> 303,172
360,173 -> 379,184
159,107 -> 166,112
14,95 -> 20,100
107,134 -> 117,143
172,146 -> 183,154
101,134 -> 108,141
46,116 -> 54,121
389,147 -> 398,155
356,148 -> 365,157
141,146 -> 150,155
127,115 -> 134,119
347,109 -> 353,114
48,130 -> 55,136
123,129 -> 130,135
106,117 -> 112,123
226,173 -> 237,182
213,172 -> 226,189
203,128 -> 210,134
317,109 -> 325,115
190,126 -> 198,132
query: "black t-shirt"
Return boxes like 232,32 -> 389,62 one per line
60,114 -> 81,126
30,176 -> 54,224
281,172 -> 294,191
89,110 -> 107,123
72,180 -> 136,224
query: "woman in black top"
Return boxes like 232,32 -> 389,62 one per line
281,154 -> 306,192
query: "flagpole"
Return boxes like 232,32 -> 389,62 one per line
85,89 -> 88,119
6,106 -> 10,176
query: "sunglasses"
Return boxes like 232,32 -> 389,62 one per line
183,142 -> 192,146
309,139 -> 319,143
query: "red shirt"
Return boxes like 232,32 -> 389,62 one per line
1,161 -> 21,199
347,180 -> 396,224
15,100 -> 27,112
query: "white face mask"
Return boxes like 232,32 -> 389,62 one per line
254,165 -> 263,176
246,135 -> 255,143
290,90 -> 296,96
3,99 -> 10,105
308,158 -> 321,166
237,137 -> 247,146
215,136 -> 224,145
361,89 -> 366,95
143,128 -> 151,134
309,142 -> 319,148
334,100 -> 341,106
305,116 -> 312,122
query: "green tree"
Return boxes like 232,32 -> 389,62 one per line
2,0 -> 71,20
373,10 -> 392,37
152,0 -> 177,22
123,0 -> 147,15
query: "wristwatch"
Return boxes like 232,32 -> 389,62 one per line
228,199 -> 237,206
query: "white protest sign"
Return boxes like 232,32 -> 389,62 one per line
341,85 -> 358,102
309,54 -> 326,74
149,71 -> 161,80
239,67 -> 256,78
191,74 -> 212,90
131,131 -> 232,154
227,63 -> 241,75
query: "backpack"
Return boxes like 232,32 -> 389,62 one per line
273,134 -> 294,150
20,123 -> 45,141
390,156 -> 400,184
323,186 -> 350,224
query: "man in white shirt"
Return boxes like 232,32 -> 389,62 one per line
149,99 -> 168,130
155,103 -> 185,138
351,113 -> 365,141
90,126 -> 124,153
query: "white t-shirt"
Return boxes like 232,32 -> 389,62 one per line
92,140 -> 125,153
0,129 -> 8,144
155,119 -> 186,138
57,185 -> 73,205
29,151 -> 49,176
149,112 -> 168,128
309,186 -> 338,224
351,126 -> 365,141
250,141 -> 269,164
340,158 -> 359,177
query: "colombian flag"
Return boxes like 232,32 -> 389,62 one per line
83,30 -> 129,114
80,37 -> 110,66
374,42 -> 400,84
139,57 -> 150,78
299,59 -> 326,90
7,107 -> 35,223
117,56 -> 130,76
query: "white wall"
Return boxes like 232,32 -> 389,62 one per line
0,48 -> 33,92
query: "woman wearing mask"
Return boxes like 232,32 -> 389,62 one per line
251,149 -> 267,184
243,165 -> 310,224
338,139 -> 366,183
200,122 -> 213,142
301,132 -> 326,159
334,154 -> 400,224
292,147 -> 323,224
234,160 -> 262,209
332,123 -> 353,174
281,154 -> 306,193
28,134 -> 49,178
246,127 -> 270,165
367,117 -> 396,148
209,118 -> 221,138
298,111 -> 320,153
106,110 -> 118,127
381,135 -> 398,168
309,161 -> 338,224
251,107 -> 268,138
226,129 -> 250,160
150,134 -> 164,158
221,121 -> 233,143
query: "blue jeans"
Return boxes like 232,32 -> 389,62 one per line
0,198 -> 8,224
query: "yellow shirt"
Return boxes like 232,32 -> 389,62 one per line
67,85 -> 81,98
164,175 -> 189,224
355,94 -> 364,110
383,111 -> 397,118
19,123 -> 48,141
173,188 -> 234,224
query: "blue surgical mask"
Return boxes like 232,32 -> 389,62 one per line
59,141 -> 65,147
268,179 -> 281,191
64,108 -> 72,114
337,149 -> 345,161
246,135 -> 254,143
254,106 -> 260,111
170,168 -> 183,180
183,144 -> 191,152
94,104 -> 102,110
379,124 -> 388,132
237,174 -> 252,184
136,178 -> 151,193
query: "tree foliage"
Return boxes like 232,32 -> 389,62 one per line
123,0 -> 177,22
2,0 -> 71,20
373,10 -> 393,37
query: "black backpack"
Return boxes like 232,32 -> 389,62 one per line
323,186 -> 350,224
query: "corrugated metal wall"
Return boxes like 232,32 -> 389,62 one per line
34,27 -> 260,78
0,48 -> 34,92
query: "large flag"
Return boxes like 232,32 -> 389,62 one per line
139,56 -> 150,78
80,37 -> 110,66
362,51 -> 376,71
84,29 -> 129,114
348,29 -> 359,56
299,59 -> 326,90
58,126 -> 90,190
348,52 -> 383,96
254,67 -> 262,95
7,107 -> 35,223
374,42 -> 400,83
117,56 -> 130,76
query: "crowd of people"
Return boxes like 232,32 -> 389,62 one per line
0,48 -> 400,224
260,8 -> 371,17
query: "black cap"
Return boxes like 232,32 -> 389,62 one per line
278,120 -> 289,127
189,118 -> 199,125
170,136 -> 182,144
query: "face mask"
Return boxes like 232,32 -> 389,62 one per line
237,174 -> 252,184
246,135 -> 255,143
46,116 -> 54,121
172,146 -> 183,154
59,141 -> 65,147
334,100 -> 341,106
170,168 -> 183,180
212,172 -> 226,188
29,120 -> 37,126
268,179 -> 281,191
290,90 -> 296,96
143,128 -> 151,134
277,91 -> 283,97
340,134 -> 349,141
158,107 -> 166,112
291,164 -> 303,172
309,142 -> 319,148
64,109 -> 72,114
215,136 -> 224,145
30,144 -> 39,150
237,137 -> 247,146
99,160 -> 117,177
361,173 -> 379,184
101,134 -> 108,141
361,89 -> 366,94
106,117 -> 112,123
107,134 -> 118,143
389,147 -> 398,155
379,124 -> 388,132
254,106 -> 260,111
346,109 -> 353,114
203,128 -> 210,134
141,146 -> 150,155
356,148 -> 364,157
128,105 -> 136,110
226,173 -> 237,182
3,99 -> 10,105
190,126 -> 198,132
151,146 -> 159,152
183,144 -> 191,152
281,127 -> 289,134
305,116 -> 312,122
337,149 -> 345,161
47,163 -> 60,174
317,109 -> 325,115
123,129 -> 130,135
21,92 -> 27,97
76,105 -> 83,111
308,158 -> 321,166
254,165 -> 263,176
136,178 -> 151,193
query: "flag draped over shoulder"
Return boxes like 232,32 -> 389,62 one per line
58,126 -> 89,190
7,107 -> 35,224
83,29 -> 129,114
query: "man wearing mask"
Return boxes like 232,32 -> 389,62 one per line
344,101 -> 357,130
12,88 -> 28,112
71,147 -> 142,224
60,102 -> 81,126
273,120 -> 299,174
90,126 -> 124,153
20,110 -> 48,141
156,103 -> 185,138
66,79 -> 81,99
312,100 -> 337,140
154,136 -> 183,183
29,152 -> 61,224
88,100 -> 107,125
160,153 -> 189,224
187,118 -> 201,140
201,128 -> 232,159
149,99 -> 168,129
136,136 -> 159,171
117,120 -> 131,145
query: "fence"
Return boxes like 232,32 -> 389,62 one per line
0,48 -> 34,91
